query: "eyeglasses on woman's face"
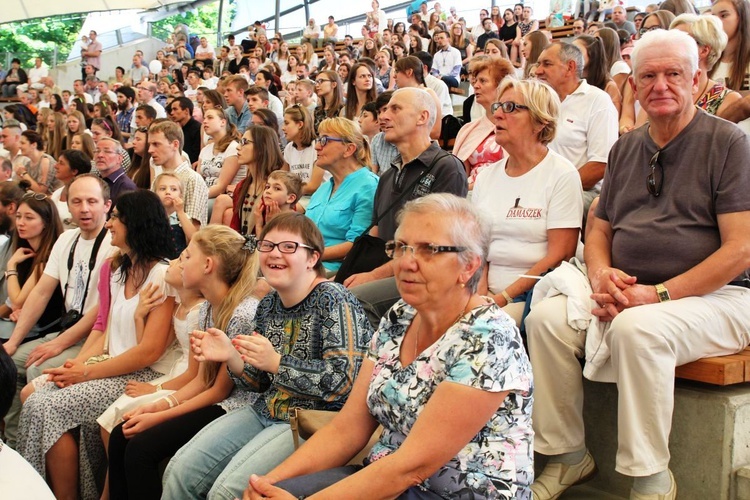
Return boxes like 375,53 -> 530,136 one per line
314,136 -> 346,147
638,25 -> 662,37
257,240 -> 314,254
491,101 -> 530,114
385,240 -> 466,260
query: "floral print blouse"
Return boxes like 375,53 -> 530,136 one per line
366,300 -> 534,499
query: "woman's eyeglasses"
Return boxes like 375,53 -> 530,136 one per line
646,150 -> 663,197
257,240 -> 314,253
385,241 -> 466,260
239,138 -> 254,147
491,101 -> 530,114
315,136 -> 346,147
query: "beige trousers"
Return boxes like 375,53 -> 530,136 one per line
526,286 -> 750,476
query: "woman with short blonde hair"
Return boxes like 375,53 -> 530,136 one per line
472,77 -> 582,326
305,117 -> 379,274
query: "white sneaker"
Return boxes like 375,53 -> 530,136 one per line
531,451 -> 597,500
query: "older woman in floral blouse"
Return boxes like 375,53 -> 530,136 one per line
244,193 -> 534,500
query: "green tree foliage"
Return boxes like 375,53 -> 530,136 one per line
0,16 -> 85,67
0,1 -> 234,70
151,2 -> 236,42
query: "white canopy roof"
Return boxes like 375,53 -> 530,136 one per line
1,0 -> 192,25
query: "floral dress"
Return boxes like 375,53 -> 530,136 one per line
366,300 -> 534,499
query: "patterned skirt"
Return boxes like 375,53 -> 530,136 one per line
17,368 -> 160,500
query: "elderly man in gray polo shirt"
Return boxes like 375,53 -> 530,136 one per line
528,29 -> 750,500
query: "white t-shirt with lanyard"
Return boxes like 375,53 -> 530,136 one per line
43,228 -> 113,315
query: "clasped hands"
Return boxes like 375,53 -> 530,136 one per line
589,267 -> 659,322
42,358 -> 88,388
190,328 -> 281,374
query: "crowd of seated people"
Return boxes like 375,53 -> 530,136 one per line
1,1 -> 750,499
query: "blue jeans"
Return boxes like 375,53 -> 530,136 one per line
161,406 -> 295,500
440,75 -> 459,88
277,466 -> 443,498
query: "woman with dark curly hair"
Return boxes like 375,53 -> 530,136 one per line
17,189 -> 176,500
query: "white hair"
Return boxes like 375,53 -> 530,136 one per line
396,193 -> 489,292
393,87 -> 437,130
631,29 -> 699,75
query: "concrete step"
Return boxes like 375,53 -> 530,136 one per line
736,466 -> 750,500
578,379 -> 750,499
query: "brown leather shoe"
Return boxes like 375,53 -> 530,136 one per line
531,451 -> 597,500
630,470 -> 677,500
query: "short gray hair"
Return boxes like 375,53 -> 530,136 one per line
393,87 -> 437,131
97,137 -> 125,158
670,14 -> 727,71
396,193 -> 489,292
631,28 -> 698,75
558,43 -> 584,80
2,119 -> 21,133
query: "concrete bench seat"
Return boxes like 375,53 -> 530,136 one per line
561,345 -> 750,498
575,377 -> 750,499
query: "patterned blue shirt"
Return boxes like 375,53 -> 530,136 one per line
116,107 -> 135,136
228,281 -> 373,421
370,132 -> 399,176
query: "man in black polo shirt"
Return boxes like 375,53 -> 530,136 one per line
344,87 -> 467,327
168,97 -> 202,164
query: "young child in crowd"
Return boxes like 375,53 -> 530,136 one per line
284,81 -> 297,108
154,173 -> 193,257
358,101 -> 380,140
106,225 -> 261,499
253,170 -> 302,234
282,105 -> 325,196
245,86 -> 270,113
293,79 -> 317,115
97,256 -> 205,442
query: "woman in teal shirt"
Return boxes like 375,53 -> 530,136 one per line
305,118 -> 379,273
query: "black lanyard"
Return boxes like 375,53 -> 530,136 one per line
62,227 -> 108,312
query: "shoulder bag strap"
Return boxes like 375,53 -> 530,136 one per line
359,151 -> 450,238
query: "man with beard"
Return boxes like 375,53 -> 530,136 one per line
0,180 -> 24,307
116,86 -> 136,140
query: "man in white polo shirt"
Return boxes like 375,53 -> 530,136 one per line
535,42 -> 618,214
